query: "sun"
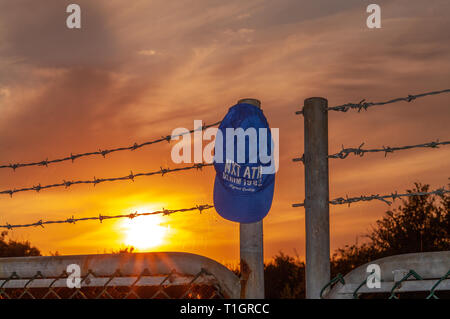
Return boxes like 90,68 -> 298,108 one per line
120,213 -> 168,250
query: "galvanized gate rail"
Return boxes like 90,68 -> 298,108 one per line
0,252 -> 241,299
323,251 -> 450,299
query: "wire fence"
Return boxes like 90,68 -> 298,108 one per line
292,187 -> 449,208
0,163 -> 213,197
295,89 -> 450,115
0,252 -> 242,299
295,88 -> 450,298
293,89 -> 450,209
0,268 -> 225,299
0,120 -> 221,171
0,204 -> 214,230
293,140 -> 450,163
1,88 -> 449,299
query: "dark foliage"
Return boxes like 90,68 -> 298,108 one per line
264,251 -> 305,298
0,231 -> 41,257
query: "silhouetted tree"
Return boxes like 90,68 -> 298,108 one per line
264,251 -> 305,298
111,246 -> 135,254
0,231 -> 41,257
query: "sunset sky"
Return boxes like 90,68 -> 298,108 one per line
0,0 -> 449,265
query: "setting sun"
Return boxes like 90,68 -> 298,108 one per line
120,214 -> 168,250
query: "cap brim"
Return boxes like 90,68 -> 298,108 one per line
213,176 -> 275,223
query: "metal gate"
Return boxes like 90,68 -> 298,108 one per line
323,251 -> 450,299
0,252 -> 241,299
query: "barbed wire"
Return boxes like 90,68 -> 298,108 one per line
0,163 -> 213,197
0,204 -> 214,229
292,187 -> 449,207
0,121 -> 221,171
292,139 -> 450,163
295,89 -> 450,115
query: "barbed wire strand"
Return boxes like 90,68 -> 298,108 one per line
292,140 -> 450,163
0,204 -> 214,229
0,121 -> 221,171
0,163 -> 213,197
295,89 -> 450,115
292,188 -> 449,207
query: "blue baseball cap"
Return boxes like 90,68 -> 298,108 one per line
213,102 -> 276,223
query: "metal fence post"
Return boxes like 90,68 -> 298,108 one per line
237,98 -> 265,299
303,97 -> 330,299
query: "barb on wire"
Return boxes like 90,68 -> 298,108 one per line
295,89 -> 450,115
0,121 -> 221,171
292,187 -> 449,208
0,204 -> 214,229
0,163 -> 213,197
293,140 -> 450,163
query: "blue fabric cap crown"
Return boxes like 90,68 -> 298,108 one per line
213,103 -> 276,223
